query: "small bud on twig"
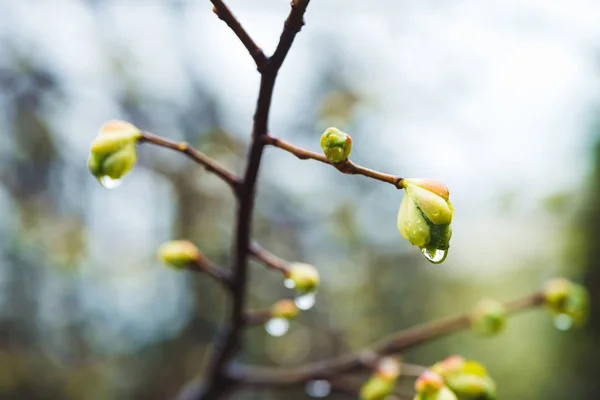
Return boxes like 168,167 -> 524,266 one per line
470,298 -> 507,336
88,120 -> 142,188
320,127 -> 352,164
415,370 -> 445,395
158,240 -> 201,269
286,263 -> 320,293
271,299 -> 300,320
430,356 -> 496,400
543,278 -> 589,329
397,178 -> 453,264
359,357 -> 401,400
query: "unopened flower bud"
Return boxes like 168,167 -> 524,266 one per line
320,127 -> 352,163
431,356 -> 466,378
445,374 -> 497,400
397,179 -> 453,264
543,278 -> 589,326
359,358 -> 401,400
158,240 -> 201,269
271,299 -> 300,320
287,263 -> 320,293
413,387 -> 458,400
415,371 -> 445,395
470,298 -> 507,336
88,120 -> 142,185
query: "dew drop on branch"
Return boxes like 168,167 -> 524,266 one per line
305,379 -> 331,398
99,176 -> 122,189
295,292 -> 316,310
265,318 -> 289,337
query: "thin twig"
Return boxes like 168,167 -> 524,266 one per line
210,0 -> 268,70
227,292 -> 544,386
264,135 -> 404,189
249,242 -> 290,275
139,131 -> 240,192
189,257 -> 233,288
178,2 -> 313,400
244,308 -> 274,326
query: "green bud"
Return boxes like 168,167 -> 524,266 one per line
470,298 -> 507,336
543,278 -> 589,326
397,179 -> 453,263
415,371 -> 445,395
359,357 -> 401,400
287,263 -> 320,293
88,120 -> 142,185
157,240 -> 201,269
413,387 -> 458,400
445,375 -> 497,400
271,299 -> 300,320
360,376 -> 395,400
320,127 -> 352,163
431,356 -> 466,378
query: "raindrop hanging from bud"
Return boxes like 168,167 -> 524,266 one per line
295,292 -> 316,310
306,380 -> 331,398
99,176 -> 122,190
421,247 -> 448,264
265,318 -> 290,337
553,313 -> 573,331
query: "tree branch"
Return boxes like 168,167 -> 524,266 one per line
188,256 -> 233,288
139,131 -> 240,193
264,135 -> 404,188
226,292 -> 544,386
177,2 -> 312,399
210,0 -> 268,70
249,242 -> 290,275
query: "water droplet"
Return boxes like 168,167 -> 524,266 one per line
265,318 -> 289,337
553,314 -> 573,331
305,380 -> 331,398
432,209 -> 440,216
295,292 -> 316,310
284,279 -> 296,289
99,175 -> 122,189
420,247 -> 448,264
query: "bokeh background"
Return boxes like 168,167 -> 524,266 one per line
1,0 -> 600,399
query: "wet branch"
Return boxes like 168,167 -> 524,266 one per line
226,292 -> 544,386
140,131 -> 240,193
264,135 -> 404,188
249,242 -> 290,275
210,0 -> 268,69
177,2 -> 312,399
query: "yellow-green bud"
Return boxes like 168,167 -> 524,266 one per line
320,127 -> 352,163
470,298 -> 507,336
157,240 -> 201,269
431,356 -> 466,378
415,371 -> 445,395
445,375 -> 497,400
413,387 -> 458,400
543,278 -> 589,326
397,179 -> 453,263
88,120 -> 142,184
359,357 -> 401,400
271,299 -> 300,320
287,263 -> 320,293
